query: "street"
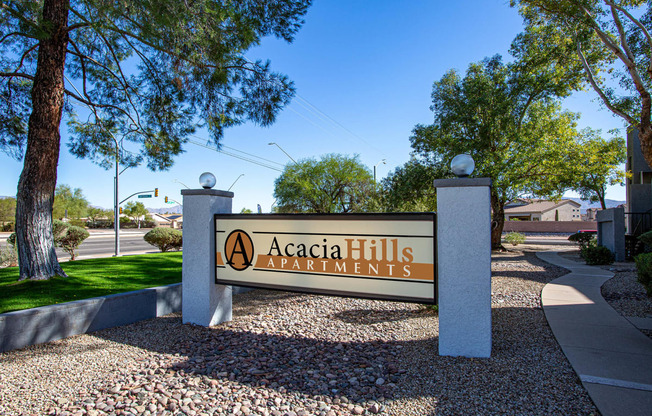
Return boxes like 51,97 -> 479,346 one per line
0,229 -> 162,260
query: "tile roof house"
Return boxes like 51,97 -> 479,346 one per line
504,199 -> 582,221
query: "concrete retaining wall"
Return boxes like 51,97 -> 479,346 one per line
0,283 -> 182,353
503,221 -> 597,234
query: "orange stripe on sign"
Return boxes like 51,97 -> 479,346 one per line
253,255 -> 433,281
216,252 -> 225,266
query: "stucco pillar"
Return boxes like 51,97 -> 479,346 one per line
181,189 -> 233,326
434,178 -> 492,358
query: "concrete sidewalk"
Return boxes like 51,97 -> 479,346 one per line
537,252 -> 652,416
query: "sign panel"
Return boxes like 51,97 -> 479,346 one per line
214,213 -> 436,303
138,194 -> 152,198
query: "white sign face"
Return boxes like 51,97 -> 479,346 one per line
215,213 -> 436,303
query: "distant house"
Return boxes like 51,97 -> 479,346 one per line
148,213 -> 183,229
504,199 -> 582,221
583,207 -> 599,221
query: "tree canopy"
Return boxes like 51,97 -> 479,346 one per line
0,197 -> 16,225
570,131 -> 626,208
273,154 -> 375,214
0,0 -> 311,280
123,201 -> 148,228
410,56 -> 587,248
512,0 -> 652,166
377,159 -> 444,213
52,184 -> 89,220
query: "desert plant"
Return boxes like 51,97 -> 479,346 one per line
144,228 -> 183,252
634,253 -> 652,297
56,226 -> 90,261
568,232 -> 596,250
504,232 -> 526,246
582,244 -> 614,266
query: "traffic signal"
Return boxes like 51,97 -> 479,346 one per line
165,196 -> 168,203
154,188 -> 159,197
119,207 -> 123,214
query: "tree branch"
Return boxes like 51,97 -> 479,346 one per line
608,3 -> 637,66
0,31 -> 38,44
575,38 -> 637,125
605,0 -> 652,74
0,71 -> 34,80
11,43 -> 38,76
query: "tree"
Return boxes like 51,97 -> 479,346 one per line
240,208 -> 253,214
0,0 -> 311,280
512,1 -> 652,166
571,131 -> 626,208
410,56 -> 588,249
123,201 -> 148,229
52,184 -> 89,220
273,154 -> 375,213
378,158 -> 445,212
0,197 -> 16,225
86,206 -> 112,227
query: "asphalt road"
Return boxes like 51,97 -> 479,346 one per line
0,229 -> 159,260
55,229 -> 158,259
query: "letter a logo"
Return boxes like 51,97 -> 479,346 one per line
225,229 -> 254,271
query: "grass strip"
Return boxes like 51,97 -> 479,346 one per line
0,252 -> 182,314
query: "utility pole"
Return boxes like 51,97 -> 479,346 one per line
374,159 -> 386,183
113,140 -> 120,256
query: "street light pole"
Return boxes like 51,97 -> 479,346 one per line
173,179 -> 191,189
268,142 -> 297,163
228,174 -> 245,191
113,140 -> 120,256
374,159 -> 386,183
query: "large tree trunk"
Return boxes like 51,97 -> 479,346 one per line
490,192 -> 505,250
15,0 -> 70,280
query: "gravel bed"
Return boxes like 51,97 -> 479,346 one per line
0,249 -> 598,416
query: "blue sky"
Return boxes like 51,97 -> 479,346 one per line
0,0 -> 627,212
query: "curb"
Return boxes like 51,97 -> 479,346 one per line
0,284 -> 252,354
0,283 -> 181,353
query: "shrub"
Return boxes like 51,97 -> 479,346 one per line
141,216 -> 156,228
0,243 -> 17,267
144,228 -> 182,252
582,244 -> 615,265
634,253 -> 652,296
568,232 -> 596,250
68,219 -> 86,228
88,219 -> 114,229
55,225 -> 90,261
7,232 -> 16,248
638,231 -> 652,251
53,219 -> 69,240
504,232 -> 526,246
1,223 -> 14,232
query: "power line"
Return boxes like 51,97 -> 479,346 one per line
187,139 -> 283,172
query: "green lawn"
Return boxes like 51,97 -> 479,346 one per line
0,252 -> 182,313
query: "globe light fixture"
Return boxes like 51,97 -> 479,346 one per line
199,172 -> 216,189
451,154 -> 475,177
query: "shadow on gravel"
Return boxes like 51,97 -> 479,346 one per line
94,312 -> 422,404
492,250 -> 570,284
331,308 -> 434,324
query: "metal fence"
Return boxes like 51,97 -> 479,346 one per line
624,211 -> 652,259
